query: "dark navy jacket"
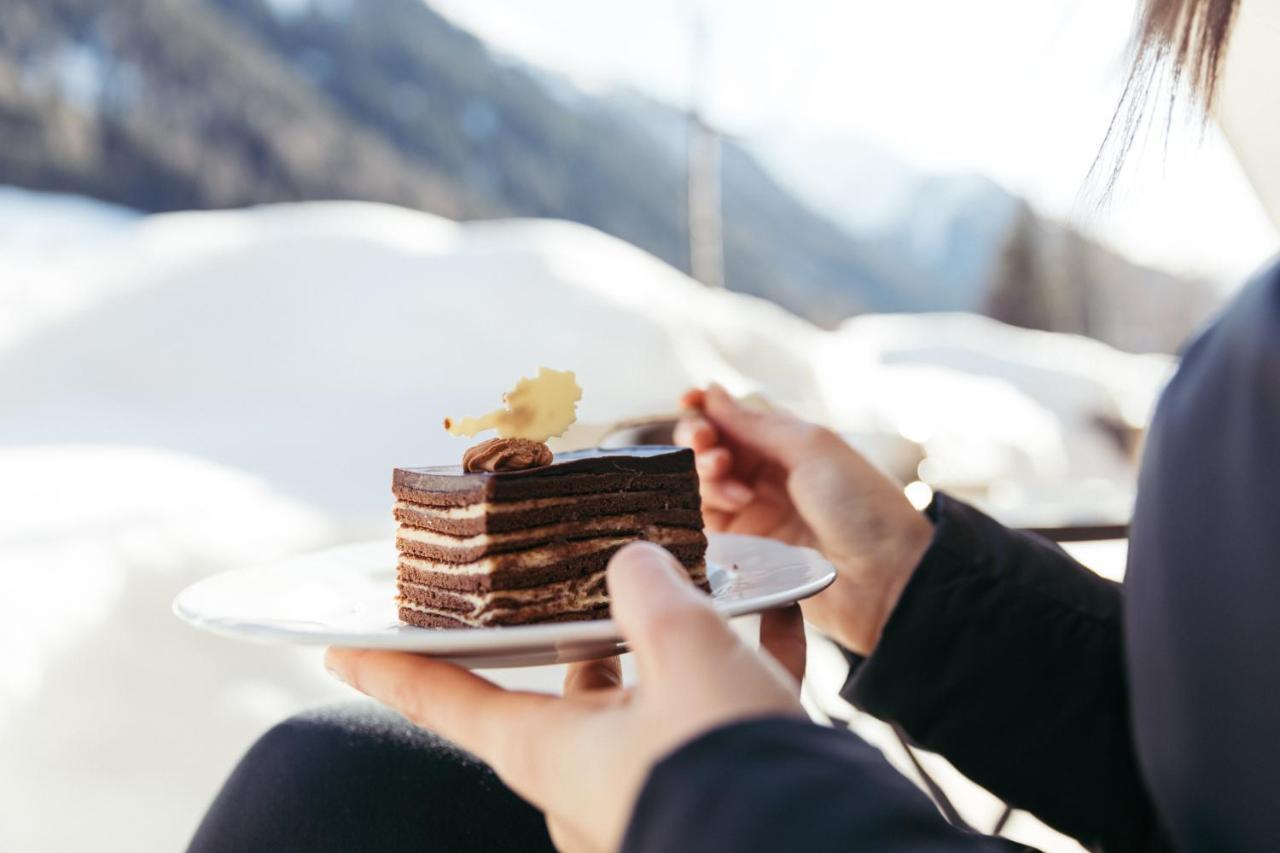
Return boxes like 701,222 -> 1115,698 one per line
623,267 -> 1280,852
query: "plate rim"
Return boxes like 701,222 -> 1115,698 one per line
172,532 -> 836,653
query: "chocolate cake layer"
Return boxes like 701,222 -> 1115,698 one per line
396,511 -> 705,562
397,561 -> 708,627
398,603 -> 613,628
395,471 -> 698,507
399,563 -> 709,611
398,540 -> 709,592
398,566 -> 609,616
393,447 -> 696,507
393,490 -> 702,536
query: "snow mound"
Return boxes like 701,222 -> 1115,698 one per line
0,196 -> 822,517
0,189 -> 1172,519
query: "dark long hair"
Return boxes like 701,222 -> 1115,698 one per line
1136,0 -> 1239,107
1095,0 -> 1240,193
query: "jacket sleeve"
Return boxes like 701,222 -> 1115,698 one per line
844,494 -> 1166,852
622,716 -> 1032,853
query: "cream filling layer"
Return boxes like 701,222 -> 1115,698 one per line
396,518 -> 705,551
394,494 -> 634,520
399,561 -> 706,622
400,578 -> 610,619
397,532 -> 704,575
397,599 -> 607,625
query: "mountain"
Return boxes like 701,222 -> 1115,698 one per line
0,0 -> 1216,345
0,0 -> 467,213
756,136 -> 1021,313
756,133 -> 1220,352
0,0 -> 933,323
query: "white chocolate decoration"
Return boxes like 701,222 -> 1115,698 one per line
444,368 -> 582,442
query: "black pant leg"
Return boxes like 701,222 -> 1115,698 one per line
187,701 -> 556,853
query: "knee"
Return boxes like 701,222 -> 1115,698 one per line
242,701 -> 493,797
243,704 -> 364,775
189,702 -> 446,852
189,702 -> 550,853
242,701 -> 451,782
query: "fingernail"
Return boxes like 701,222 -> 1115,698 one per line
724,481 -> 754,505
608,542 -> 686,599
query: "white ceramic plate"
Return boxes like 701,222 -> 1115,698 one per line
173,532 -> 836,668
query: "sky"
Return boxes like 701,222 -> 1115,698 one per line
429,0 -> 1278,284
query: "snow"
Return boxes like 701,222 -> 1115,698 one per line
0,188 -> 1170,514
821,312 -> 1172,520
0,186 -> 1151,851
0,446 -> 347,852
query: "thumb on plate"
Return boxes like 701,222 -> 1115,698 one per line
606,542 -> 739,691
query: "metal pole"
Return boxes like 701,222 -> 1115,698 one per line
686,2 -> 725,288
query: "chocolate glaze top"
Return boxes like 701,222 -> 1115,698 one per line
393,446 -> 697,506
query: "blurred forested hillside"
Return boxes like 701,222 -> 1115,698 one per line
0,0 -> 931,319
0,0 -> 1215,344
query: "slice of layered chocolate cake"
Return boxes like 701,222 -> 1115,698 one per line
393,446 -> 708,628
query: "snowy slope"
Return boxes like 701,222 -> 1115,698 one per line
0,185 -> 1172,491
0,194 -> 824,516
0,188 -> 1173,518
